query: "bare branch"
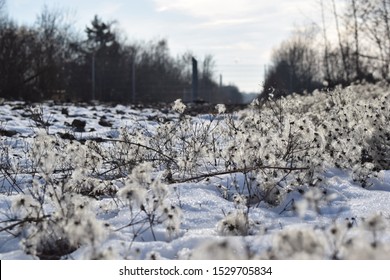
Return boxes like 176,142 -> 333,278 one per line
0,215 -> 50,233
172,165 -> 309,184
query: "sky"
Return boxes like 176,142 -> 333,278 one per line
4,0 -> 334,94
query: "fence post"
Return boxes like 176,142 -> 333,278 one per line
192,57 -> 198,102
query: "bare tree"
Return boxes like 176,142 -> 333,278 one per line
357,0 -> 390,79
332,0 -> 350,82
262,26 -> 321,97
0,23 -> 39,99
0,0 -> 5,12
0,0 -> 6,23
32,5 -> 74,99
382,0 -> 390,77
320,0 -> 331,81
351,0 -> 362,78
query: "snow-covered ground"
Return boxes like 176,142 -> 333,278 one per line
1,84 -> 390,260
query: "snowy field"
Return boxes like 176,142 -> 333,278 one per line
1,82 -> 390,260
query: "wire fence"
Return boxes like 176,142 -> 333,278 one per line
72,59 -> 267,104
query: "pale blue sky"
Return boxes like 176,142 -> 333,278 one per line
4,0 -> 331,93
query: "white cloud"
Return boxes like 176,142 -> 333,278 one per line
197,17 -> 260,28
152,0 -> 323,33
153,0 -> 261,19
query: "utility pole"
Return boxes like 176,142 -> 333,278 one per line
192,57 -> 198,102
132,59 -> 136,103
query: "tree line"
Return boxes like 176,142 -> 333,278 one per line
0,1 -> 242,104
263,0 -> 390,98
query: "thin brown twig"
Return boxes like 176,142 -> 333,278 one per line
0,215 -> 51,233
171,165 -> 309,184
99,138 -> 179,168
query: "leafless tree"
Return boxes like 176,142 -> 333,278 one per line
320,0 -> 331,82
332,0 -> 350,82
355,0 -> 390,79
262,26 -> 321,97
0,0 -> 6,24
32,5 -> 74,99
0,0 -> 5,12
351,0 -> 362,78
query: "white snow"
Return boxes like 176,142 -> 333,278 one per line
1,86 -> 390,260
